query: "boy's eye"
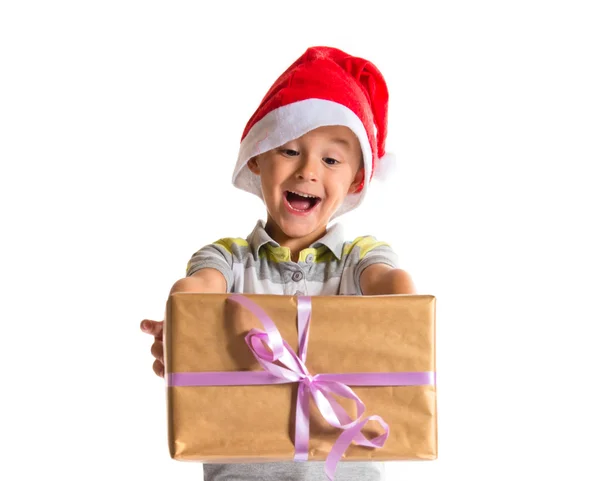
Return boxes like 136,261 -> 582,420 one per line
323,157 -> 339,165
281,149 -> 299,156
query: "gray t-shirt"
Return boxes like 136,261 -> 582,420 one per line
203,461 -> 386,481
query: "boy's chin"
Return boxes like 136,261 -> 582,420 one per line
278,217 -> 329,239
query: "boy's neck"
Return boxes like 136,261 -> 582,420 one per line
264,217 -> 327,262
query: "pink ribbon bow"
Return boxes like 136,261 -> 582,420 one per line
232,295 -> 389,480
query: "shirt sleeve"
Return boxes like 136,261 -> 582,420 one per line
185,240 -> 234,292
349,236 -> 400,294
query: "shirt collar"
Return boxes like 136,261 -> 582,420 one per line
247,220 -> 345,260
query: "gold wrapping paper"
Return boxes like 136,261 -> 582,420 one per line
165,293 -> 437,462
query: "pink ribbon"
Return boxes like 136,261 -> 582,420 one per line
168,295 -> 435,480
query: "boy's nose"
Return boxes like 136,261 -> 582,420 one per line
295,156 -> 319,182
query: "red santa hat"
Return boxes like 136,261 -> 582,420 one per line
232,46 -> 394,218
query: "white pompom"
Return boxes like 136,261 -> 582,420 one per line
372,151 -> 397,182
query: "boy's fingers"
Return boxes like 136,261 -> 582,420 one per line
153,359 -> 165,378
141,319 -> 163,338
151,340 -> 164,362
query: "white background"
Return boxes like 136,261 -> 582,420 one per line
1,1 -> 599,480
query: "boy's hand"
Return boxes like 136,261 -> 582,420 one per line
141,319 -> 164,378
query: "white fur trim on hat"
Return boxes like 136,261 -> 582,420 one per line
232,98 -> 373,219
373,151 -> 396,182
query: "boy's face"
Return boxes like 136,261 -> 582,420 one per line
247,125 -> 364,243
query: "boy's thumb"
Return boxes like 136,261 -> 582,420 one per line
141,319 -> 163,336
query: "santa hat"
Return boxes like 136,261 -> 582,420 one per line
232,46 -> 393,218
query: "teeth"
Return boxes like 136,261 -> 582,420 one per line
290,191 -> 318,199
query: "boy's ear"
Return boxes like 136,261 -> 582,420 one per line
348,167 -> 365,194
247,156 -> 260,175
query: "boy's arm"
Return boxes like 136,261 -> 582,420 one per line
359,264 -> 416,295
170,267 -> 227,294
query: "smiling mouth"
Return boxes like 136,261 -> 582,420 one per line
285,190 -> 322,213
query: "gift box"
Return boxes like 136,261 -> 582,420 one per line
164,293 -> 437,470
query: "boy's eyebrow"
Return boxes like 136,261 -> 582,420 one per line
329,138 -> 351,148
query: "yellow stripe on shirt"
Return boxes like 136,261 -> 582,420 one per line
213,237 -> 249,253
343,236 -> 390,260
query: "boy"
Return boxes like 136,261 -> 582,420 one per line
141,46 -> 416,480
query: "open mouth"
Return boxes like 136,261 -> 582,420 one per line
284,190 -> 322,213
